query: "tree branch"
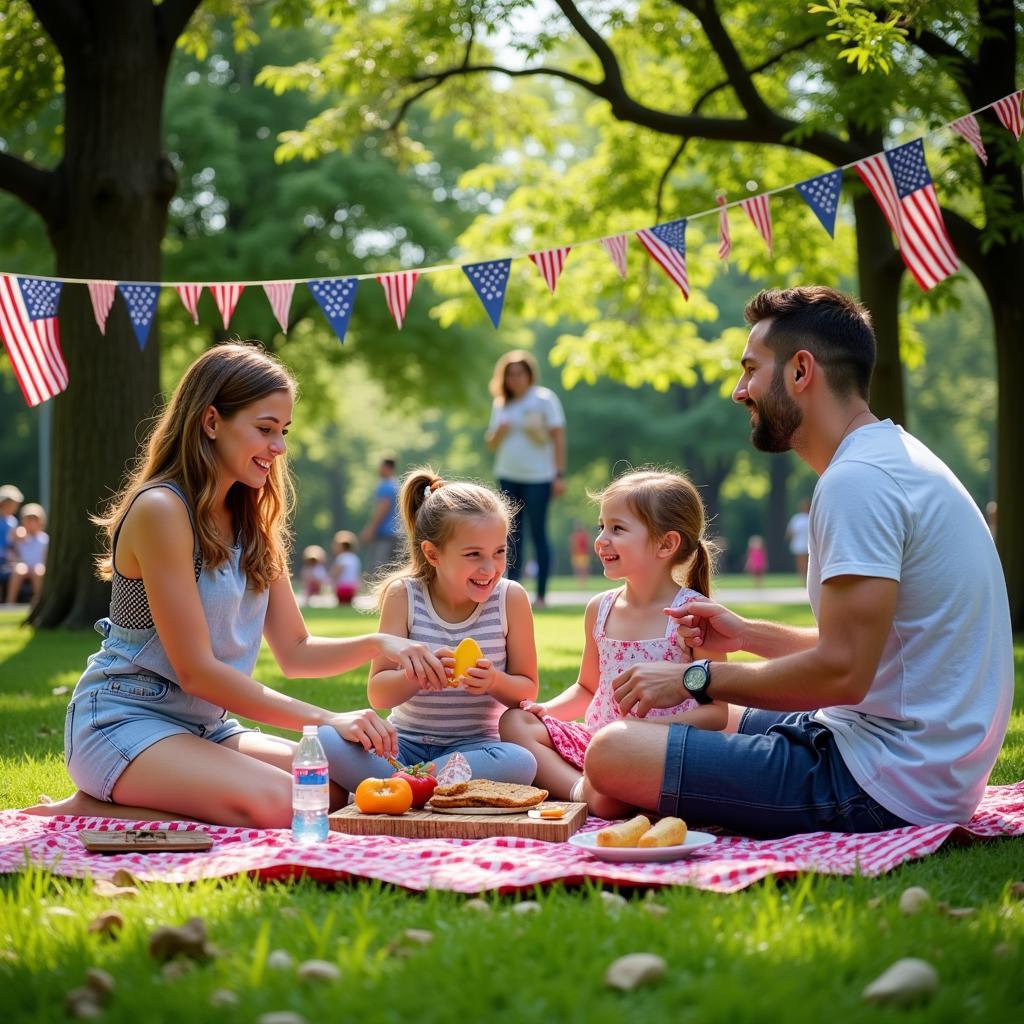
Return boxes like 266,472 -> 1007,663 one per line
0,151 -> 56,223
552,0 -> 625,94
655,138 -> 687,222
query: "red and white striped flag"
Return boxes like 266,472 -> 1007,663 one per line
211,284 -> 245,330
377,271 -> 419,329
177,285 -> 203,325
992,90 -> 1023,140
716,195 -> 731,262
0,275 -> 68,407
87,281 -> 116,335
634,219 -> 689,298
855,139 -> 959,291
263,282 -> 295,334
741,195 -> 773,254
528,247 -> 571,293
951,114 -> 988,164
600,235 -> 628,279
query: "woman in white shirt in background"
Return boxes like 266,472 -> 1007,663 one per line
485,350 -> 566,609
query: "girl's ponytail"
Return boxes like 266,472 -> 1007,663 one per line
687,538 -> 715,598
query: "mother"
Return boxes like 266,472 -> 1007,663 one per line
33,343 -> 444,827
485,350 -> 566,608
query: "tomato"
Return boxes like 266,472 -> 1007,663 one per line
354,777 -> 414,815
392,764 -> 438,808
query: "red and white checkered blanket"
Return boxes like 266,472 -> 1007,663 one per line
2,782 -> 1022,894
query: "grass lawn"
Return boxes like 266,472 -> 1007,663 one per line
544,572 -> 806,593
2,605 -> 1022,1022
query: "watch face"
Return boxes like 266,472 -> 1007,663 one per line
682,664 -> 708,692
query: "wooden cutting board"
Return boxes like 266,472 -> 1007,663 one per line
329,802 -> 588,842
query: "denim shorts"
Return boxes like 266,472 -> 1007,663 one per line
658,709 -> 911,836
66,661 -> 253,802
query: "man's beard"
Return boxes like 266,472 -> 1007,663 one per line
749,366 -> 802,453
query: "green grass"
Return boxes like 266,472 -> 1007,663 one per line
2,607 -> 1023,1022
545,572 -> 806,593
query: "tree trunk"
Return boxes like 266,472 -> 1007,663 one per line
28,3 -> 177,628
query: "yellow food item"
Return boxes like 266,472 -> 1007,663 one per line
638,817 -> 688,848
596,815 -> 652,848
450,637 -> 483,686
539,805 -> 566,819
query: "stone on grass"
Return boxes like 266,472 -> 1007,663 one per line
642,902 -> 668,918
84,968 -> 114,999
862,958 -> 939,1006
87,911 -> 124,939
605,953 -> 667,991
257,1013 -> 306,1024
148,917 -> 211,962
403,929 -> 434,945
266,949 -> 293,970
511,900 -> 541,915
209,988 -> 239,1008
600,892 -> 628,910
93,879 -> 138,899
110,870 -> 138,888
65,987 -> 101,1019
463,898 -> 490,914
45,906 -> 77,919
161,959 -> 193,982
1008,882 -> 1024,899
898,886 -> 930,915
297,959 -> 341,984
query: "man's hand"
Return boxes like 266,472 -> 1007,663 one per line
612,662 -> 689,718
666,598 -> 748,656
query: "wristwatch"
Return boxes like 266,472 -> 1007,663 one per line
681,659 -> 713,705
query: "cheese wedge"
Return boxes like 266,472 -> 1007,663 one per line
638,817 -> 687,848
596,814 -> 652,848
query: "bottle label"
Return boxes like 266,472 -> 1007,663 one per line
294,766 -> 329,785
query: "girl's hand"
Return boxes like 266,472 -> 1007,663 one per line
378,635 -> 448,690
519,700 -> 548,718
434,647 -> 457,688
330,710 -> 399,759
462,658 -> 496,695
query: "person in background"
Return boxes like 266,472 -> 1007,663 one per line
485,350 -> 566,609
569,519 -> 591,583
743,534 -> 767,589
6,502 -> 48,606
786,498 -> 811,581
0,483 -> 24,597
298,544 -> 329,605
360,457 -> 401,576
985,500 -> 997,539
331,530 -> 362,605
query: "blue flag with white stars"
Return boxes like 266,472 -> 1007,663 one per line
17,277 -> 63,320
308,278 -> 358,344
795,169 -> 843,237
116,283 -> 160,350
462,259 -> 511,329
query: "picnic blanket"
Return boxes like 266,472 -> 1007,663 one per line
2,782 -> 1022,894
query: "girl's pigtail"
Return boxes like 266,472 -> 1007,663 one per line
688,538 -> 715,597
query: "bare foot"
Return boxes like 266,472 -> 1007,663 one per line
22,791 -> 199,823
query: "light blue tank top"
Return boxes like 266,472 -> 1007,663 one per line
96,481 -> 269,685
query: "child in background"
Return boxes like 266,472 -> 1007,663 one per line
316,468 -> 539,786
298,544 -> 329,605
500,469 -> 728,801
330,530 -> 362,605
569,519 -> 591,582
6,502 -> 49,606
744,535 -> 767,588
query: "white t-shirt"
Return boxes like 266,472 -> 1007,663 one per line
786,511 -> 810,555
809,421 -> 1013,826
13,530 -> 48,568
489,385 -> 565,483
332,551 -> 361,587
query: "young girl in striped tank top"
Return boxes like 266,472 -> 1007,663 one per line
500,469 -> 728,802
317,468 -> 539,787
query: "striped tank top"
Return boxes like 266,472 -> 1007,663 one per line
388,577 -> 510,742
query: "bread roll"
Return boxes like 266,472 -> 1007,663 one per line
596,815 -> 652,848
638,817 -> 687,848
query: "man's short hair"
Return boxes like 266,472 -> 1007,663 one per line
743,286 -> 876,400
381,458 -> 396,471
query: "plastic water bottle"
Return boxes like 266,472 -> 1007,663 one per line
291,725 -> 329,845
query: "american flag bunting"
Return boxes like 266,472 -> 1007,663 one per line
992,91 -> 1022,140
462,260 -> 511,328
377,272 -> 419,330
600,235 -> 628,279
795,170 -> 843,237
0,275 -> 68,407
308,278 -> 358,344
741,195 -> 773,254
176,285 -> 203,325
855,139 -> 959,291
87,281 -> 116,335
951,115 -> 988,164
211,284 -> 244,330
716,195 -> 731,262
117,283 -> 161,350
635,219 -> 689,298
263,282 -> 295,334
528,248 -> 571,294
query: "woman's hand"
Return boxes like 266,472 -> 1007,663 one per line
378,634 -> 448,690
519,699 -> 548,718
462,658 -> 497,695
665,599 -> 748,656
329,710 -> 399,759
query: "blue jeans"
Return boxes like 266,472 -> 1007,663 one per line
317,728 -> 537,791
498,479 -> 552,599
657,709 -> 911,837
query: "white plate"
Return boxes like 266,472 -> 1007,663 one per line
567,829 -> 716,863
426,803 -> 532,816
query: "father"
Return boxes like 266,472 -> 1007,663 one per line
584,286 -> 1013,835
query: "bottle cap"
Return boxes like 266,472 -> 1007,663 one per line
302,724 -> 318,736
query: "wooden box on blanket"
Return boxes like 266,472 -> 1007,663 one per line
329,802 -> 588,842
